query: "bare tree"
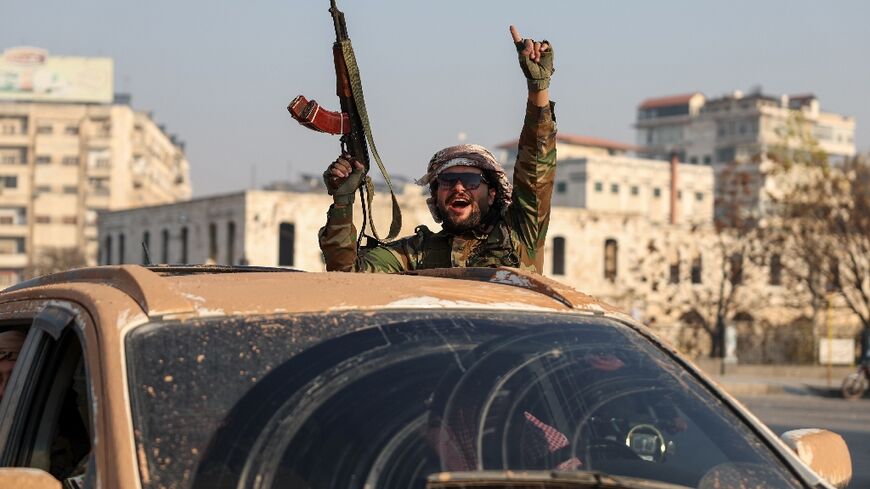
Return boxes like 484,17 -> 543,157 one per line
766,114 -> 870,346
25,247 -> 88,279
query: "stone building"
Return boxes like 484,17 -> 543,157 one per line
498,133 -> 714,225
0,47 -> 191,286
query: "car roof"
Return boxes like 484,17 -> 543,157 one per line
2,265 -> 621,322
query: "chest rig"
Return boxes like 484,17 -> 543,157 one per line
415,220 -> 521,270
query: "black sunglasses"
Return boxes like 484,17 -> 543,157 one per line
436,172 -> 488,190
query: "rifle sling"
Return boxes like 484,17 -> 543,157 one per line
337,39 -> 402,242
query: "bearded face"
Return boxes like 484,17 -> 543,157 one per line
435,167 -> 497,233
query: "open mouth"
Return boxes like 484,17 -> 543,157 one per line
448,197 -> 471,211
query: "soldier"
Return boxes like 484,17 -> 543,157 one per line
320,25 -> 556,273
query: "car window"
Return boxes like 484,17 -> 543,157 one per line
0,309 -> 93,488
127,311 -> 803,489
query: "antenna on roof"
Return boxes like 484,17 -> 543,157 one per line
142,241 -> 152,265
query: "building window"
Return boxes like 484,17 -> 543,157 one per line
227,221 -> 236,265
36,155 -> 52,165
827,257 -> 840,292
716,146 -> 736,163
552,237 -> 565,276
677,190 -> 683,200
555,182 -> 567,194
64,125 -> 79,135
610,183 -> 619,194
669,251 -> 680,284
118,233 -> 126,264
104,235 -> 113,265
691,255 -> 702,284
695,192 -> 704,202
63,186 -> 78,195
37,125 -> 52,134
729,253 -> 743,285
36,185 -> 51,194
35,216 -> 51,224
62,156 -> 80,166
0,237 -> 25,254
208,222 -> 218,262
630,186 -> 639,196
142,231 -> 151,264
161,229 -> 169,263
604,239 -> 618,282
180,227 -> 189,264
653,187 -> 661,198
594,182 -> 603,192
769,253 -> 782,286
689,156 -> 698,164
703,155 -> 712,165
279,222 -> 295,267
61,216 -> 77,225
2,176 -> 17,189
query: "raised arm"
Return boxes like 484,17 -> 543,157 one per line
507,25 -> 557,272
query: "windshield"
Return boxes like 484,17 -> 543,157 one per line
126,311 -> 803,489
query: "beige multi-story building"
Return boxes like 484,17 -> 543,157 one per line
635,90 -> 856,215
0,47 -> 191,287
636,90 -> 856,164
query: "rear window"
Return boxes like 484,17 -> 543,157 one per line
126,311 -> 802,489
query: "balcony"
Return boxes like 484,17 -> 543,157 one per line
0,253 -> 28,269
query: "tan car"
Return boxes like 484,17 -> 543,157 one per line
0,265 -> 853,489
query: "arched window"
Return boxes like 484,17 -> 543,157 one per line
161,229 -> 169,263
729,253 -> 743,285
691,254 -> 702,284
227,221 -> 236,266
142,231 -> 151,264
669,250 -> 681,284
104,235 -> 112,265
208,222 -> 218,262
827,257 -> 840,291
604,239 -> 618,282
551,237 -> 565,276
180,227 -> 189,264
769,253 -> 782,286
279,222 -> 295,267
118,233 -> 126,264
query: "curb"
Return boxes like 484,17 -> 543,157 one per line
719,381 -> 842,398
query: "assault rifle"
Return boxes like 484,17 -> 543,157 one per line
288,0 -> 401,242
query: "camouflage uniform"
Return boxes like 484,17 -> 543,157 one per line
319,100 -> 556,273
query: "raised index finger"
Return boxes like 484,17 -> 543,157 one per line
509,25 -> 522,43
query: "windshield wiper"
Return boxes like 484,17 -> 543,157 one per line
426,470 -> 692,489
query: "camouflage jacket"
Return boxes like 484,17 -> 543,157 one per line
319,100 -> 557,273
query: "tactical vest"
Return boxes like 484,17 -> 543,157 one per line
415,220 -> 521,270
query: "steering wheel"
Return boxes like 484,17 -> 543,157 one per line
624,423 -> 667,462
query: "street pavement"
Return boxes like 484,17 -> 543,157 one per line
737,392 -> 870,488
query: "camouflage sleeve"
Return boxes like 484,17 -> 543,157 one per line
318,204 -> 411,273
508,100 -> 557,262
318,204 -> 360,272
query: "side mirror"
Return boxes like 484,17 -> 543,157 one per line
0,467 -> 60,489
781,429 -> 852,489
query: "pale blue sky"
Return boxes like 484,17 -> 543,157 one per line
3,0 -> 868,195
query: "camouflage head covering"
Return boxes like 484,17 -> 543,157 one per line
416,144 -> 513,223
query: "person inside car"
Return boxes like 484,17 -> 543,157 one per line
319,25 -> 557,274
0,330 -> 25,401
